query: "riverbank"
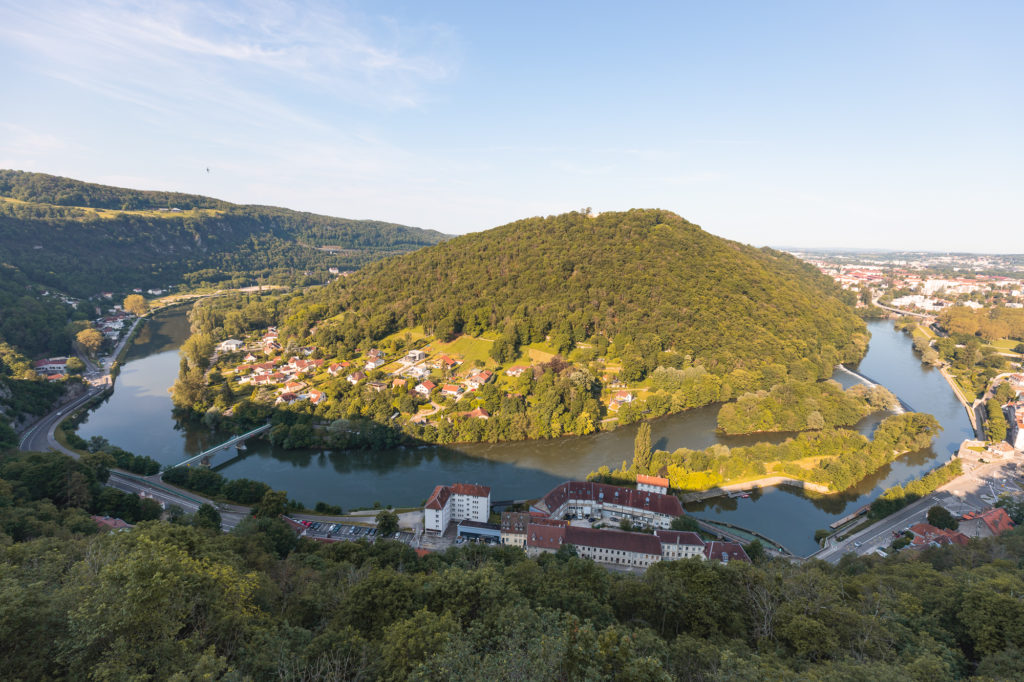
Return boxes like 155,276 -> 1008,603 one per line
680,477 -> 832,502
939,365 -> 982,437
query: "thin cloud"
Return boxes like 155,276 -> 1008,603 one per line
0,0 -> 456,112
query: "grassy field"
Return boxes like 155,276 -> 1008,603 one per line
0,196 -> 224,220
422,334 -> 497,368
379,326 -> 429,347
912,324 -> 937,341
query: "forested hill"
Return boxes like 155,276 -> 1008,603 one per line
314,209 -> 866,379
0,170 -> 448,296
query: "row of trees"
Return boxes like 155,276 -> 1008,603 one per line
594,413 -> 942,493
939,305 -> 1024,343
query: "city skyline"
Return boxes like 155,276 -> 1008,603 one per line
1,1 -> 1021,251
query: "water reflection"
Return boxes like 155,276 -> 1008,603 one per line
77,311 -> 972,555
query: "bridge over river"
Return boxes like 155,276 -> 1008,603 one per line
168,424 -> 272,469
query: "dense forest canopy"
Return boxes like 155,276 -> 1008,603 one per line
0,170 -> 449,297
308,209 -> 867,379
2,446 -> 1024,680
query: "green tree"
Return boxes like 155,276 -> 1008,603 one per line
193,503 -> 222,531
376,509 -> 399,536
926,505 -> 958,530
252,489 -> 288,519
633,421 -> 652,472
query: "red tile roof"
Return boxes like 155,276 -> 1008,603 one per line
566,526 -> 663,555
909,523 -> 970,547
637,474 -> 670,488
965,508 -> 1015,536
425,485 -> 451,511
451,483 -> 491,498
703,541 -> 751,563
541,481 -> 683,517
526,523 -> 567,551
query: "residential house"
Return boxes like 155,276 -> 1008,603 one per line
637,474 -> 670,495
367,381 -> 388,393
405,349 -> 427,363
405,365 -> 430,380
465,407 -> 490,419
432,354 -> 460,370
347,371 -> 366,385
441,384 -> 464,398
32,357 -> 68,374
307,389 -> 325,405
609,390 -> 634,410
91,515 -> 133,532
415,380 -> 437,396
283,381 -> 306,394
465,369 -> 494,390
505,365 -> 529,377
960,508 -> 1015,539
908,522 -> 970,548
365,358 -> 385,371
216,339 -> 245,353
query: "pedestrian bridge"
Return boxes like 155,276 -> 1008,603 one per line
168,424 -> 272,469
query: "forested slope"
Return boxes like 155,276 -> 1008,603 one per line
312,209 -> 866,379
0,170 -> 448,297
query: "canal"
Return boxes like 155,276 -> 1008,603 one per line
76,310 -> 973,554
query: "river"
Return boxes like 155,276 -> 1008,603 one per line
76,310 -> 973,554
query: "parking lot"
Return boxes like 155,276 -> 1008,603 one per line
292,519 -> 420,546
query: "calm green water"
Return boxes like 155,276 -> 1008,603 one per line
76,310 -> 972,554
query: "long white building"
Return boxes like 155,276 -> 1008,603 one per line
424,483 -> 492,533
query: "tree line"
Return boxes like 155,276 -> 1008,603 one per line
592,412 -> 942,493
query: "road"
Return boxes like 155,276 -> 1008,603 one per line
17,380 -> 249,532
811,457 -> 1021,563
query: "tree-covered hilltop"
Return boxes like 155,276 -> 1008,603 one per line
0,170 -> 449,297
2,446 -> 1024,679
308,209 -> 867,381
168,210 -> 870,446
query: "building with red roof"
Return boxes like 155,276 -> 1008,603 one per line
533,481 -> 683,529
91,515 -> 132,532
637,474 -> 670,495
960,507 -> 1015,539
500,512 -> 567,547
703,541 -> 751,563
909,522 -> 970,548
424,482 -> 492,533
654,529 -> 707,560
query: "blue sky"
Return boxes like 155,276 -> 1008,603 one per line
0,1 -> 1020,250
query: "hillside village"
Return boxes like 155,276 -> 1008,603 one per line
210,324 -> 644,437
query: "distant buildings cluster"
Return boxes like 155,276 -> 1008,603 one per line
423,479 -> 749,570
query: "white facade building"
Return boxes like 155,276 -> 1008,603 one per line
424,483 -> 491,533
